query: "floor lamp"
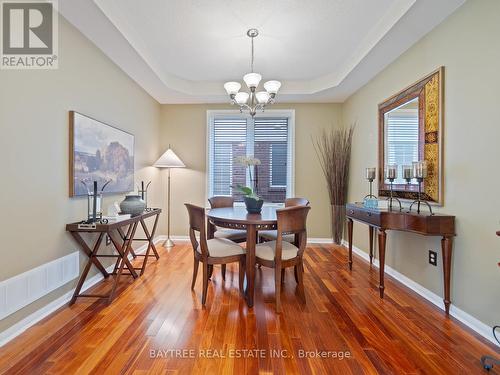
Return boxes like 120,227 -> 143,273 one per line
153,146 -> 186,248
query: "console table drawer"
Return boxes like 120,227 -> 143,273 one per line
347,206 -> 380,226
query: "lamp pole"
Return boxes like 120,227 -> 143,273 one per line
165,167 -> 174,248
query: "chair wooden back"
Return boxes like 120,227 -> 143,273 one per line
185,204 -> 209,257
208,196 -> 234,208
285,197 -> 310,207
275,205 -> 311,260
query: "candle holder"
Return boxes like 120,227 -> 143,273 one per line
364,167 -> 377,199
385,165 -> 401,211
403,165 -> 413,189
409,160 -> 433,215
80,180 -> 110,224
137,181 -> 152,209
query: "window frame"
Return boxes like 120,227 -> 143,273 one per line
206,109 -> 295,206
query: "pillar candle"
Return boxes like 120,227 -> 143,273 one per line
385,165 -> 397,179
403,165 -> 412,179
412,160 -> 428,178
366,167 -> 376,181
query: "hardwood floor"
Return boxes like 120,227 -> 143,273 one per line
0,243 -> 498,374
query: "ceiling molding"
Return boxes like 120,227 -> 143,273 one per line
59,0 -> 465,104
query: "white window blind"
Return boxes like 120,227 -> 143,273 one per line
254,118 -> 288,190
270,144 -> 287,187
210,118 -> 247,196
385,112 -> 419,184
208,112 -> 294,203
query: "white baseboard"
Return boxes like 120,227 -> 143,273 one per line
307,238 -> 334,244
0,237 -> 163,347
342,240 -> 499,347
168,235 -> 190,242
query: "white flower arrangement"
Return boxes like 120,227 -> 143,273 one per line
232,155 -> 262,200
234,155 -> 261,167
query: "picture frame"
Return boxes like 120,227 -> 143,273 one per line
69,111 -> 135,197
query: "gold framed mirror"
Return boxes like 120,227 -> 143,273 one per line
378,67 -> 444,204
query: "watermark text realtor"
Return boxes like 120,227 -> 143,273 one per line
1,0 -> 58,69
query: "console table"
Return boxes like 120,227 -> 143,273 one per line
346,203 -> 455,314
66,209 -> 161,305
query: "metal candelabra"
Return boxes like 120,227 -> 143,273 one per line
387,178 -> 402,211
364,178 -> 377,199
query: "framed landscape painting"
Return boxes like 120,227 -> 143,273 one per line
69,111 -> 134,197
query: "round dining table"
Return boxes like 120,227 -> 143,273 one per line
206,206 -> 278,307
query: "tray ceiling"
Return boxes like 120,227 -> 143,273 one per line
58,0 -> 465,103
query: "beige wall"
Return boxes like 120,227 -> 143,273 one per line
0,17 -> 162,333
342,0 -> 500,327
159,103 -> 342,238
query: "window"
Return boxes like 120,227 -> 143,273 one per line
207,111 -> 294,203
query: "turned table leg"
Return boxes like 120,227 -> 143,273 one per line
347,218 -> 353,270
369,226 -> 374,264
441,235 -> 453,315
245,224 -> 257,307
378,229 -> 387,298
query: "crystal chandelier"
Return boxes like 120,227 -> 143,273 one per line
224,29 -> 281,117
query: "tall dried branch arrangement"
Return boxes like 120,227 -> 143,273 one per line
313,126 -> 354,243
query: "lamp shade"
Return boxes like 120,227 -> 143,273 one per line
255,91 -> 270,104
243,72 -> 262,88
264,80 -> 281,94
153,148 -> 185,168
235,92 -> 249,104
224,81 -> 241,95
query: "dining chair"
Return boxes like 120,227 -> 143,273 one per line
208,196 -> 247,280
255,205 -> 311,312
259,197 -> 310,242
185,204 -> 246,305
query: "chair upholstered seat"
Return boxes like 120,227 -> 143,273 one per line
255,240 -> 299,261
214,228 -> 247,241
259,230 -> 294,242
197,238 -> 245,258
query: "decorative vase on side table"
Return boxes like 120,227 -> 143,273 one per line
120,195 -> 146,216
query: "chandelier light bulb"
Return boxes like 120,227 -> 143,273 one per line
235,92 -> 249,104
243,73 -> 262,89
224,81 -> 241,95
264,80 -> 281,94
255,91 -> 270,104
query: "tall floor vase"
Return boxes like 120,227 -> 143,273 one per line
331,204 -> 346,245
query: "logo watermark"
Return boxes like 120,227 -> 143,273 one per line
149,348 -> 352,360
1,0 -> 58,69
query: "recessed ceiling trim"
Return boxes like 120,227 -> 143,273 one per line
59,0 -> 465,103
